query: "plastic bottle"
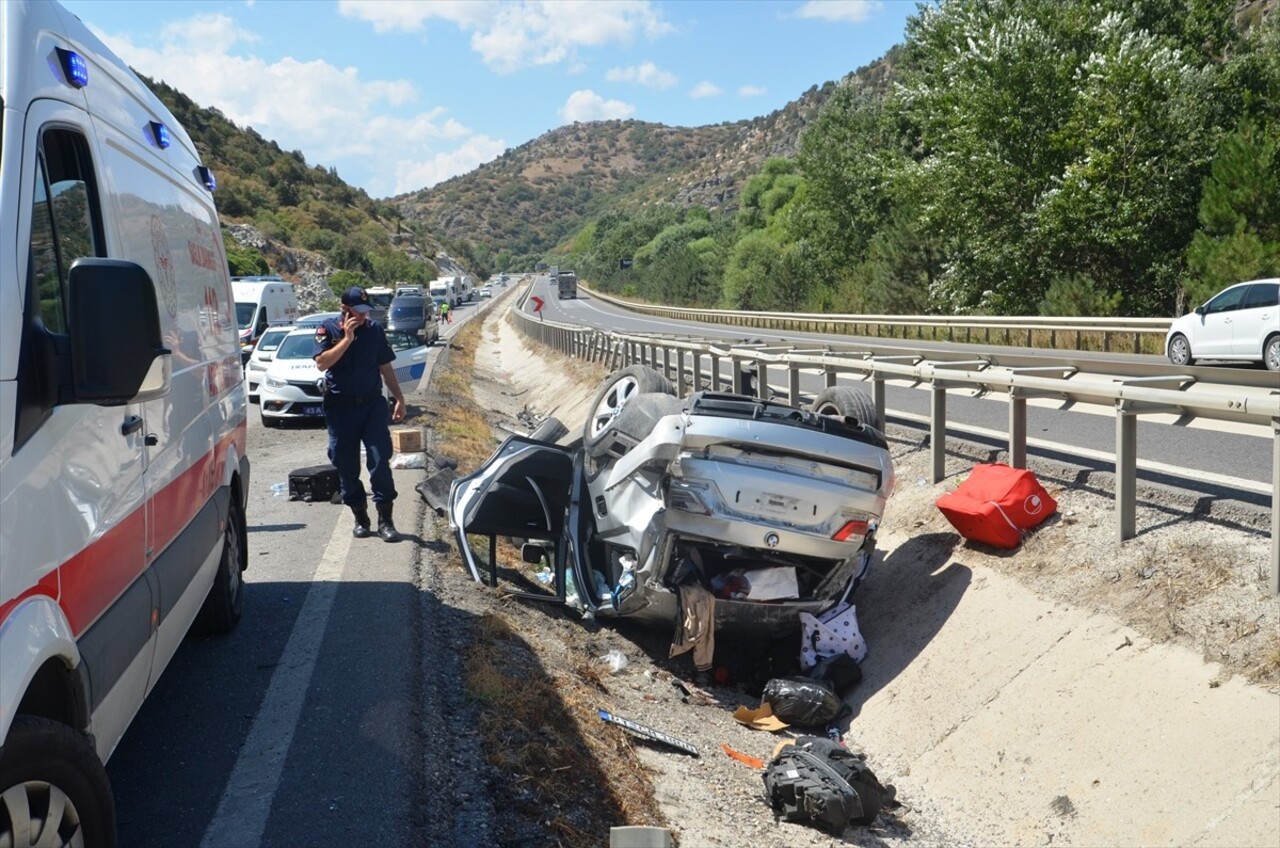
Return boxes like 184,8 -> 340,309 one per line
270,482 -> 288,497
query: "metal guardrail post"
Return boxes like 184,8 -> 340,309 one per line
1116,408 -> 1138,541
931,385 -> 947,483
1272,418 -> 1279,594
732,358 -> 745,395
676,350 -> 687,397
757,362 -> 769,400
663,347 -> 672,384
788,365 -> 800,408
692,352 -> 703,393
872,378 -> 887,431
649,342 -> 659,370
1009,392 -> 1028,469
825,368 -> 837,390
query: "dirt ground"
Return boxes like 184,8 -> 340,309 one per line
417,308 -> 1279,847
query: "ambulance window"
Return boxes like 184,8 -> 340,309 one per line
28,129 -> 104,330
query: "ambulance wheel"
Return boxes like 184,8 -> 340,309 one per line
0,716 -> 116,848
196,496 -> 246,635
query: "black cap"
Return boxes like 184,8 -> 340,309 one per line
340,287 -> 372,313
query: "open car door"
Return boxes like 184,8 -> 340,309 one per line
448,436 -> 589,604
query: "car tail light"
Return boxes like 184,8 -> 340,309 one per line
832,519 -> 869,541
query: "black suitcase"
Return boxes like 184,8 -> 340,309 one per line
288,464 -> 341,503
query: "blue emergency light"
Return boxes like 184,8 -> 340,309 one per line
150,121 -> 171,149
56,48 -> 89,88
197,165 -> 217,192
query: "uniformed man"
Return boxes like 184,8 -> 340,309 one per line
313,286 -> 406,542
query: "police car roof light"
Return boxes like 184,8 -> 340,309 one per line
197,165 -> 217,192
150,121 -> 171,149
56,48 -> 89,88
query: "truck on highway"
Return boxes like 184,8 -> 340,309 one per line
429,277 -> 458,307
557,270 -> 578,300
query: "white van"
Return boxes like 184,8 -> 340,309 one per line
429,277 -> 458,307
232,276 -> 298,360
0,2 -> 251,843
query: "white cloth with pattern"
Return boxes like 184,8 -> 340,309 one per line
799,602 -> 867,671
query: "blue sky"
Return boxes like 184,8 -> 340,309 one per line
63,0 -> 921,199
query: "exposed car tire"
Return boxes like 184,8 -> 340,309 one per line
260,410 -> 281,428
0,716 -> 116,848
1264,334 -> 1280,372
195,495 -> 246,635
809,386 -> 878,428
1167,333 -> 1195,366
583,366 -> 673,455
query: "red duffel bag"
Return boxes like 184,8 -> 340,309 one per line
936,464 -> 1057,549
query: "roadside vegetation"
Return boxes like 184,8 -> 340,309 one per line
557,0 -> 1279,319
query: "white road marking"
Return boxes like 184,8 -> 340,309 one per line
200,519 -> 351,848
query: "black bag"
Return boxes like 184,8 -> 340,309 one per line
762,736 -> 892,833
288,464 -> 341,503
761,677 -> 842,726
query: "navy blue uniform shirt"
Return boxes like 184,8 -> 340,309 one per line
312,317 -> 395,396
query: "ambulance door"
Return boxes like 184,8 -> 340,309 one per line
6,102 -> 153,754
90,109 -> 225,694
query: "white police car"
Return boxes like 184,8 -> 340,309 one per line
259,326 -> 428,426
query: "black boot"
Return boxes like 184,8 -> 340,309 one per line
351,504 -> 372,539
376,502 -> 401,543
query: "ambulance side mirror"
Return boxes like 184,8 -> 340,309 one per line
66,258 -> 171,405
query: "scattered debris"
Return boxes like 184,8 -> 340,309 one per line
598,709 -> 700,757
1115,636 -> 1133,651
721,744 -> 764,770
732,703 -> 789,733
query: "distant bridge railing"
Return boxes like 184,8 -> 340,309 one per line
509,291 -> 1280,593
582,284 -> 1174,356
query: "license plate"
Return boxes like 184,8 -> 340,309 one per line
301,405 -> 323,416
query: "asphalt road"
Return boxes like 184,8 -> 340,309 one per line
536,278 -> 1274,502
105,297 -> 497,848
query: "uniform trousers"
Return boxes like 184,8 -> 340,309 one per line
324,396 -> 397,507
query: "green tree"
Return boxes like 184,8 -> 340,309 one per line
223,234 -> 268,276
327,269 -> 370,298
1185,116 -> 1280,306
1038,273 -> 1123,317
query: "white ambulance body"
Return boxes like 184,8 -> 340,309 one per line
0,2 -> 250,842
232,276 -> 298,359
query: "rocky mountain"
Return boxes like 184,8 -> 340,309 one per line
393,51 -> 900,264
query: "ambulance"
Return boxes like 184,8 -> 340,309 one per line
0,2 -> 251,843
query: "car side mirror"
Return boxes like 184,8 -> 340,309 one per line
521,543 -> 547,565
1195,305 -> 1207,316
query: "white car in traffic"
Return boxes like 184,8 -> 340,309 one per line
244,324 -> 296,402
259,327 -> 429,426
1166,278 -> 1280,371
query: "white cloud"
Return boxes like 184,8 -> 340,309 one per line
340,0 -> 671,73
89,17 -> 492,194
393,135 -> 508,193
738,85 -> 766,97
795,1 -> 881,23
688,81 -> 722,99
559,89 -> 635,123
606,61 -> 677,89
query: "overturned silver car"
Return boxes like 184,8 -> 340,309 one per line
448,366 -> 895,631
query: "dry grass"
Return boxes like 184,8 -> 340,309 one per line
428,313 -> 668,846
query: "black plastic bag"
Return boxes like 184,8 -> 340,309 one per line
762,676 -> 842,726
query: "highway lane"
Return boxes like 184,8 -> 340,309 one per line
537,277 -> 1274,497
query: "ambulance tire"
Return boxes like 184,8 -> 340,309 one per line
0,716 -> 116,848
196,496 -> 246,636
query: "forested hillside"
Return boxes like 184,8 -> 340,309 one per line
150,79 -> 443,297
562,0 -> 1279,317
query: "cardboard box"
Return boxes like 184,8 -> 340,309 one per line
391,428 -> 423,453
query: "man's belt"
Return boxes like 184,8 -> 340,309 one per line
322,392 -> 380,408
